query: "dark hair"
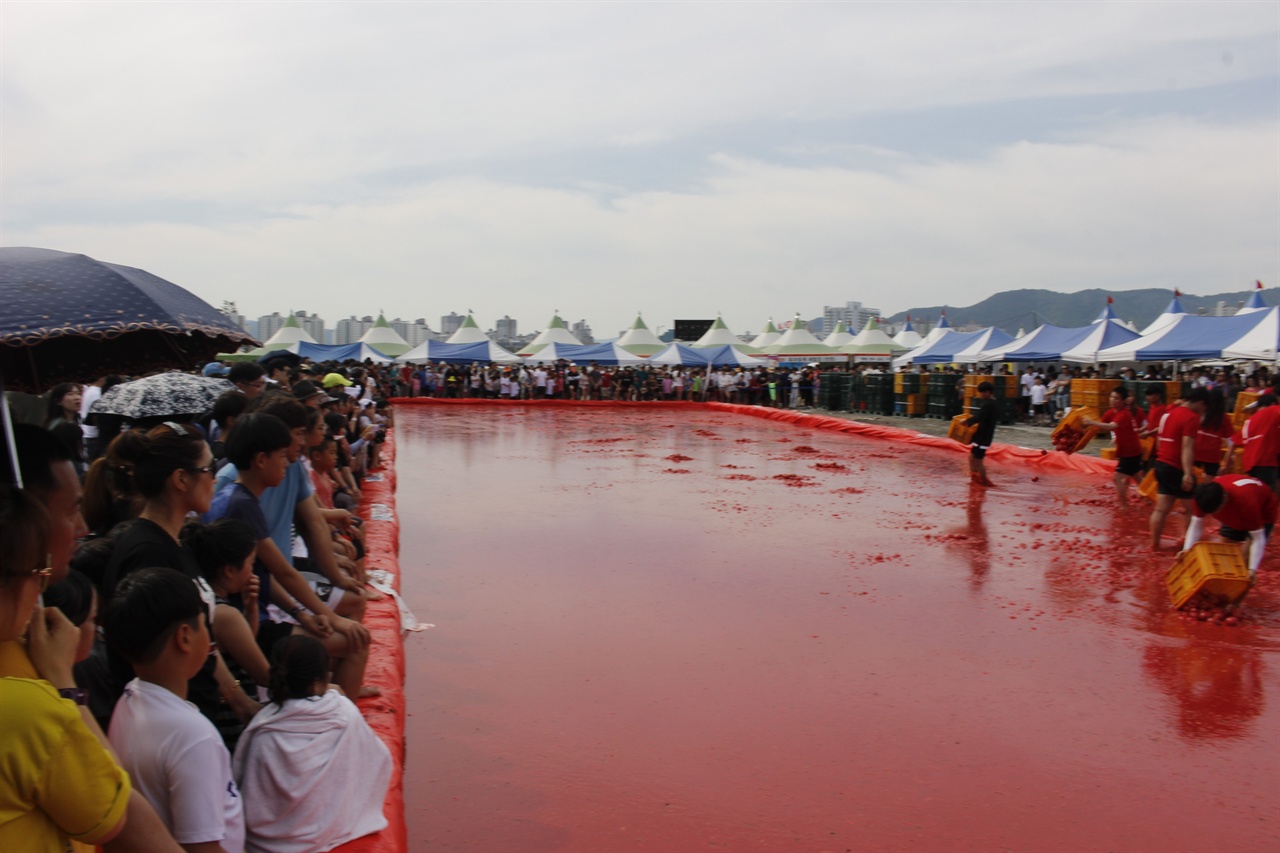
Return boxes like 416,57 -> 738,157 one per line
211,390 -> 250,430
1255,393 -> 1277,410
181,519 -> 258,584
0,483 -> 51,583
45,383 -> 81,427
323,412 -> 347,436
103,567 -> 205,665
1145,384 -> 1166,402
0,423 -> 75,496
105,422 -> 208,499
1193,481 -> 1226,515
249,394 -> 309,430
977,381 -> 994,394
1202,388 -> 1227,431
67,536 -> 116,596
262,357 -> 291,375
268,634 -> 329,706
308,434 -> 335,455
43,568 -> 96,626
1184,387 -> 1211,406
227,363 -> 265,385
224,413 -> 293,470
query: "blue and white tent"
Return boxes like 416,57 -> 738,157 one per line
892,328 -> 982,367
290,341 -> 394,363
650,343 -> 768,368
1093,308 -> 1275,362
1140,294 -> 1186,336
396,339 -> 521,364
1236,283 -> 1269,315
1223,307 -> 1280,362
979,303 -> 1138,363
948,328 -> 1017,364
545,342 -> 648,366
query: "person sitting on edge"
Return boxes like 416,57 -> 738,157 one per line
1149,387 -> 1210,550
1183,476 -> 1278,579
105,567 -> 245,853
964,381 -> 999,487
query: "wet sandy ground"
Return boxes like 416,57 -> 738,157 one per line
396,406 -> 1278,852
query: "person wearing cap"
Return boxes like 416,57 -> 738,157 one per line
292,380 -> 329,409
322,372 -> 353,391
202,361 -> 230,378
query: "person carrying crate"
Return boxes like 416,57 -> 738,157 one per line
1183,475 -> 1278,579
965,381 -> 999,487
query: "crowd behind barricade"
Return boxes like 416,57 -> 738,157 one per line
1,357 -> 396,852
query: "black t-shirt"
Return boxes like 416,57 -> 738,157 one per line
968,398 -> 999,446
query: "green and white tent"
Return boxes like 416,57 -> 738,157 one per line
691,315 -> 760,352
821,320 -> 855,348
446,313 -> 491,345
750,319 -> 782,349
761,316 -> 841,360
360,313 -> 411,357
840,316 -> 906,361
519,314 -> 583,356
615,314 -> 666,356
217,313 -> 315,361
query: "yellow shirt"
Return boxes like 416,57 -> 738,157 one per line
0,646 -> 131,852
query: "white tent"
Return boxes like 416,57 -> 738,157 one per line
262,314 -> 317,348
692,316 -> 758,351
359,314 -> 411,357
750,320 -> 782,349
1236,283 -> 1269,315
1140,294 -> 1187,336
919,311 -> 952,346
892,316 -> 923,349
615,314 -> 666,356
519,314 -> 583,355
822,320 -> 855,348
1094,308 -> 1275,362
1223,306 -> 1280,361
446,314 -> 490,345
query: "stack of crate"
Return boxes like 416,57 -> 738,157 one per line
818,372 -> 853,412
1069,378 -> 1122,409
864,373 -> 894,415
893,373 -> 925,417
1233,389 -> 1261,430
964,374 -> 1018,424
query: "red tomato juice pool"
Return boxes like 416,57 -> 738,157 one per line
395,406 -> 1280,852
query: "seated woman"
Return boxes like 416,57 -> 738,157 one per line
232,634 -> 391,853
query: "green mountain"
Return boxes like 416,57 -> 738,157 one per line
885,287 -> 1273,334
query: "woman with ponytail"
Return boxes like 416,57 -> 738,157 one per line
1085,387 -> 1147,505
232,634 -> 391,853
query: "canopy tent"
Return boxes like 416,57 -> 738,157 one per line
262,314 -> 317,348
519,314 -> 582,355
1222,306 -> 1280,362
749,320 -> 782,349
918,311 -> 953,346
1057,316 -> 1144,365
540,342 -> 648,366
839,317 -> 906,361
519,342 -> 581,364
445,313 -> 490,344
893,328 -> 987,367
396,339 -> 521,364
977,322 -> 1108,363
291,341 -> 394,363
892,316 -> 923,349
650,343 -> 769,368
1236,282 -> 1268,315
615,315 -> 667,356
359,314 -> 411,356
945,327 -> 1017,364
1094,308 -> 1275,362
822,320 -> 855,348
691,316 -> 758,351
1140,294 -> 1187,336
761,316 -> 840,360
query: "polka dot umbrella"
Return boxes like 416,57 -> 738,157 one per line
0,247 -> 258,392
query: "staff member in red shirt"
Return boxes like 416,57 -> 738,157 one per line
1084,387 -> 1146,505
1193,389 -> 1234,478
1232,394 -> 1280,490
1150,387 -> 1209,549
1184,475 -> 1277,577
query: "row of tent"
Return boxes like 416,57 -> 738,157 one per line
282,339 -> 772,368
892,292 -> 1280,367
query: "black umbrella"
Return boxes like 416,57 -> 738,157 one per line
0,247 -> 259,392
256,348 -> 302,367
91,372 -> 234,420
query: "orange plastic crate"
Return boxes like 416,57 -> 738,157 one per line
1051,406 -> 1099,454
1165,542 -> 1252,610
949,413 -> 978,445
1100,447 -> 1118,460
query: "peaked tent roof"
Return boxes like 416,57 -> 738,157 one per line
840,317 -> 906,356
519,314 -> 583,355
1094,309 -> 1273,362
543,342 -> 648,366
692,316 -> 758,351
892,316 -> 923,349
822,320 -> 855,348
651,343 -> 768,367
291,341 -> 393,363
446,313 -> 491,345
359,314 -> 411,356
262,314 -> 317,347
762,317 -> 837,355
919,313 -> 953,346
1237,285 -> 1268,314
947,327 -> 1017,364
616,314 -> 666,355
1140,294 -> 1187,336
750,320 -> 782,348
1057,320 -> 1143,364
893,329 -> 984,367
1222,306 -> 1280,361
396,339 -> 521,364
977,323 -> 1100,363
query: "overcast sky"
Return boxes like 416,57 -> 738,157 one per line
3,1 -> 1278,337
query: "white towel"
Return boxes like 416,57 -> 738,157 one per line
231,689 -> 391,853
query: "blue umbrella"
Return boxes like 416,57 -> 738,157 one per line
0,247 -> 258,391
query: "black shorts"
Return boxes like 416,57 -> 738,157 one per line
1116,455 -> 1143,477
255,619 -> 295,658
970,445 -> 988,460
1220,522 -> 1274,542
1032,403 -> 1046,414
1247,466 -> 1278,488
1154,460 -> 1193,498
1198,462 -> 1220,477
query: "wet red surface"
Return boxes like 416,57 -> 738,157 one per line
397,406 -> 1280,852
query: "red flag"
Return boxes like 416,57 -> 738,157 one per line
1174,289 -> 1181,297
1257,280 -> 1264,290
1107,296 -> 1114,304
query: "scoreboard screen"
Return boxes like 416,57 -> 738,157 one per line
673,319 -> 714,341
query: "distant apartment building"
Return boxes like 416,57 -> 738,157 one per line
821,301 -> 881,337
441,312 -> 466,337
571,319 -> 594,344
293,311 -> 324,342
494,316 -> 518,340
256,312 -> 286,341
390,318 -> 437,347
335,315 -> 375,345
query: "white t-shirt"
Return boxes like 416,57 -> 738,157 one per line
80,384 -> 102,439
1031,384 -> 1048,405
109,678 -> 245,850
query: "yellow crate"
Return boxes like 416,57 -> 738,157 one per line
1165,542 -> 1252,610
948,413 -> 978,445
1100,447 -> 1118,460
1233,390 -> 1261,430
1138,469 -> 1158,503
1051,406 -> 1100,454
905,393 -> 926,415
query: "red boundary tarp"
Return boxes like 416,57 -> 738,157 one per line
389,397 -> 1114,477
333,436 -> 406,853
